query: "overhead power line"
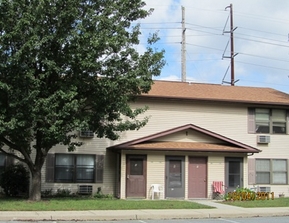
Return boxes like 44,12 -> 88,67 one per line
238,53 -> 289,63
237,26 -> 286,37
137,4 -> 289,89
236,60 -> 289,72
234,36 -> 289,48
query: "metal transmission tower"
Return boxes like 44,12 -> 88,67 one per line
223,4 -> 238,86
181,6 -> 186,82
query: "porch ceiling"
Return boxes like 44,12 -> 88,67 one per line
109,141 -> 257,153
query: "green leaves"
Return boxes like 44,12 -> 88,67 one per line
0,0 -> 164,177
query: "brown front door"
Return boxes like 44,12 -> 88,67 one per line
126,155 -> 147,198
188,157 -> 207,198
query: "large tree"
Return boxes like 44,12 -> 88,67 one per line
0,0 -> 164,201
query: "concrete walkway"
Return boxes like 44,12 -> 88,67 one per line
0,200 -> 289,221
192,199 -> 247,209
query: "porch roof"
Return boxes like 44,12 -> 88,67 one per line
113,141 -> 256,153
108,124 -> 261,154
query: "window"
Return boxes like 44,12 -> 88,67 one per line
256,159 -> 270,184
255,109 -> 270,133
53,154 -> 104,183
256,159 -> 287,184
272,110 -> 286,134
272,159 -> 287,184
249,108 -> 287,134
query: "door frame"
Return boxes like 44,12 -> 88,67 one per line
126,154 -> 147,198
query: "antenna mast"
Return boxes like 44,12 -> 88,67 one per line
181,6 -> 186,82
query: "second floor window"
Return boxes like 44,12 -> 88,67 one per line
255,108 -> 270,133
249,108 -> 287,134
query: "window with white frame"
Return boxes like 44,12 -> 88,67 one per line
55,154 -> 101,183
256,159 -> 287,184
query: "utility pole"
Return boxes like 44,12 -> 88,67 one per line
224,4 -> 237,86
181,6 -> 186,82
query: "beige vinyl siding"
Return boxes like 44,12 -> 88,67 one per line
101,150 -> 116,195
146,153 -> 165,199
114,153 -> 121,198
153,130 -> 224,143
207,156 -> 225,199
243,156 -> 248,188
120,150 -> 126,199
185,156 -> 189,199
254,135 -> 289,158
121,100 -> 255,147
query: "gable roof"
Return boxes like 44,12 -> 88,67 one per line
108,124 -> 261,153
140,80 -> 289,106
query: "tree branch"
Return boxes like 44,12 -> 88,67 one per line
0,136 -> 33,165
0,136 -> 19,151
0,147 -> 26,163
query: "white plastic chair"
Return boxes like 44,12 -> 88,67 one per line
151,184 -> 163,200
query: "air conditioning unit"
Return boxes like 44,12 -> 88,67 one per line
257,135 -> 270,144
258,187 -> 271,192
79,130 -> 94,138
78,185 -> 93,195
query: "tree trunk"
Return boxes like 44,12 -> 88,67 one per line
29,168 -> 42,201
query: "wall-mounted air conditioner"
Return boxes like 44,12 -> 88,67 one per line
258,187 -> 271,192
79,130 -> 94,138
78,185 -> 93,195
257,135 -> 270,144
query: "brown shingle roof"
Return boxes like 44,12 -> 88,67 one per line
126,141 -> 253,153
141,80 -> 289,105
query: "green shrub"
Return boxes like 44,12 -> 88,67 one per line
225,187 -> 256,201
93,187 -> 113,199
55,188 -> 72,197
41,188 -> 53,198
235,187 -> 253,193
0,164 -> 30,197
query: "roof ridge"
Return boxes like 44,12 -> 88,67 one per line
152,80 -> 274,90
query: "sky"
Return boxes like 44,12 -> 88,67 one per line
135,0 -> 289,93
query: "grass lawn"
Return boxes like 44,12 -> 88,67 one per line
0,198 -> 213,211
2,197 -> 289,211
222,197 -> 289,208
